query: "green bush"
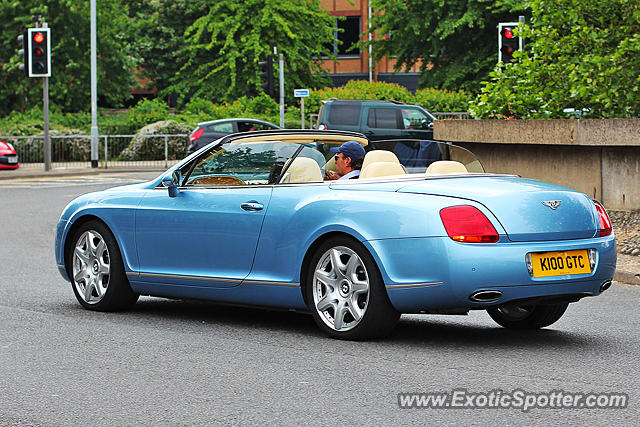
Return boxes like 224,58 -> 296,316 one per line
306,80 -> 413,113
413,88 -> 472,112
125,98 -> 170,131
184,98 -> 216,116
0,107 -> 136,136
247,93 -> 278,117
119,120 -> 191,161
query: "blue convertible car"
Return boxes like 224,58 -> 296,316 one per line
55,130 -> 616,339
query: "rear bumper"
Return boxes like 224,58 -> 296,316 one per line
365,234 -> 616,313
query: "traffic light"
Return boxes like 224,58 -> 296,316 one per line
499,23 -> 520,63
27,28 -> 50,77
17,30 -> 28,76
258,54 -> 274,98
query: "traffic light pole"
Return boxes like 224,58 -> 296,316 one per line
279,53 -> 284,128
41,20 -> 51,171
43,74 -> 51,171
90,0 -> 98,168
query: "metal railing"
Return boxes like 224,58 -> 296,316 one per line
0,134 -> 188,170
432,112 -> 472,119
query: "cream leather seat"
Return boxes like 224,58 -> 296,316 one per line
361,150 -> 401,171
359,161 -> 407,179
280,157 -> 323,183
425,160 -> 468,174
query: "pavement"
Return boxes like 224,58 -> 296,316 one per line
0,165 -> 164,181
1,165 -> 638,285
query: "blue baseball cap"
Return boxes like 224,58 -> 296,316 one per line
330,141 -> 366,162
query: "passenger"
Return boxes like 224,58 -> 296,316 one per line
325,141 -> 365,180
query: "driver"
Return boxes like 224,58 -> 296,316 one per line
325,141 -> 366,180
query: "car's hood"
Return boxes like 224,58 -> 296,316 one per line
394,175 -> 599,241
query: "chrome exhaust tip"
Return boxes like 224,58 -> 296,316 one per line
469,290 -> 503,303
599,280 -> 612,293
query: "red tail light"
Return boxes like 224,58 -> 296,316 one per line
440,205 -> 499,243
189,128 -> 204,142
594,200 -> 612,237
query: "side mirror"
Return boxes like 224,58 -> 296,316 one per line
162,170 -> 182,198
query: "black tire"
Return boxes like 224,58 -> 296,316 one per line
67,220 -> 138,311
487,303 -> 569,329
304,236 -> 400,340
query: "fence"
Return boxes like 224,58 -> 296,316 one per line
432,112 -> 472,119
0,134 -> 188,170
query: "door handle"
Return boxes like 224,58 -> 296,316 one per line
241,202 -> 264,211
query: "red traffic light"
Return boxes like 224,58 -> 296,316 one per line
503,28 -> 514,39
33,32 -> 45,43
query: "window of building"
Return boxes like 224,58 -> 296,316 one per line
337,16 -> 361,57
324,16 -> 361,58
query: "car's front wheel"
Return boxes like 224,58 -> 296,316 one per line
487,303 -> 569,329
305,236 -> 399,340
68,220 -> 138,311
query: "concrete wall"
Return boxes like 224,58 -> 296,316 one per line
435,119 -> 640,210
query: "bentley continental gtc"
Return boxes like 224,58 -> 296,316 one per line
55,130 -> 616,339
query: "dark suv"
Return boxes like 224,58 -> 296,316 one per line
317,99 -> 436,141
186,118 -> 280,155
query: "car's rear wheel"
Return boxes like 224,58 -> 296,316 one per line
305,236 -> 399,340
68,220 -> 138,311
487,303 -> 569,329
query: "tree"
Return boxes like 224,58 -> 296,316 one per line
364,0 -> 527,92
166,0 -> 337,104
471,0 -> 640,118
124,0 -> 208,99
0,0 -> 138,115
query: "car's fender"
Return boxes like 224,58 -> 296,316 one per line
56,186 -> 148,278
248,185 -> 496,287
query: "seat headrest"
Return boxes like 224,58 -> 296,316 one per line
425,160 -> 468,174
361,150 -> 401,171
360,162 -> 407,179
282,157 -> 323,183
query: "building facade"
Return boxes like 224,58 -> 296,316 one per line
319,0 -> 422,91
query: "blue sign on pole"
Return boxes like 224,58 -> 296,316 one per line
294,88 -> 310,98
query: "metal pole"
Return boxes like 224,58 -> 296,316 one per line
300,98 -> 305,129
104,135 -> 108,168
518,15 -> 525,51
164,136 -> 168,169
368,1 -> 373,82
35,18 -> 50,171
90,0 -> 99,168
43,76 -> 51,171
279,53 -> 284,128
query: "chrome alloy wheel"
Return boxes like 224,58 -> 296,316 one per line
312,246 -> 370,331
72,230 -> 111,304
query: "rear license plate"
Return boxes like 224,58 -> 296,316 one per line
531,249 -> 591,277
7,157 -> 17,163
